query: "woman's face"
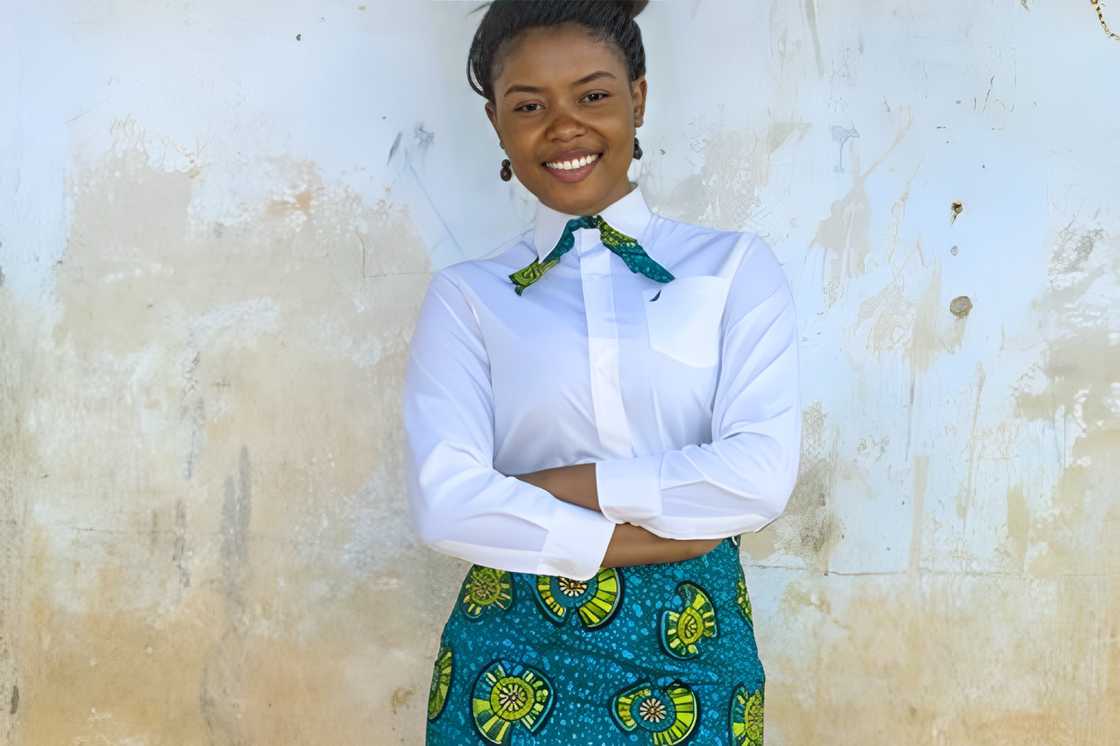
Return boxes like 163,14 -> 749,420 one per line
485,22 -> 647,217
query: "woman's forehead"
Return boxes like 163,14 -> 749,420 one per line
495,27 -> 627,88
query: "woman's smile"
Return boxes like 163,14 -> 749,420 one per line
542,151 -> 603,183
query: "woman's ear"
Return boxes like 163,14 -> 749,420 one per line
485,101 -> 500,139
631,77 -> 647,127
481,102 -> 504,147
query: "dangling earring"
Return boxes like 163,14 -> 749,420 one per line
500,158 -> 512,181
633,136 -> 643,160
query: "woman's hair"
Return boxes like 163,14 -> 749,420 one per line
467,0 -> 650,103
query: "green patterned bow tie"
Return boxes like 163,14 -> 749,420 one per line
509,214 -> 675,295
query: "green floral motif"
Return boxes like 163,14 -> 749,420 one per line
736,575 -> 753,625
459,566 -> 514,620
728,684 -> 764,746
509,214 -> 674,295
471,659 -> 554,744
659,581 -> 718,659
508,256 -> 561,295
532,568 -> 623,629
609,680 -> 699,745
427,644 -> 453,721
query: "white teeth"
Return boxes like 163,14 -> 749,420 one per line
545,153 -> 600,170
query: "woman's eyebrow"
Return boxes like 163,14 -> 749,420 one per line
503,70 -> 617,98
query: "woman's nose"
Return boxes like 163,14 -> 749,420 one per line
545,109 -> 587,139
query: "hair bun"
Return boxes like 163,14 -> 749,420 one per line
614,0 -> 649,21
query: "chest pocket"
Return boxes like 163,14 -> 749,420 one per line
641,275 -> 732,368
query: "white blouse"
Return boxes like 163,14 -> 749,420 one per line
402,182 -> 801,581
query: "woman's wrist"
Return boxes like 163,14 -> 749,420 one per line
601,522 -> 700,568
512,464 -> 598,512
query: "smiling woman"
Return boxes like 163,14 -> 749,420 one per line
404,1 -> 800,744
471,1 -> 648,213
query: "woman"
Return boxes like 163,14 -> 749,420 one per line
403,1 -> 801,743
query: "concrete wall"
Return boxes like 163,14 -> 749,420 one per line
2,1 -> 1117,743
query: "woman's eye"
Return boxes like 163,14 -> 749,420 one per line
514,93 -> 608,112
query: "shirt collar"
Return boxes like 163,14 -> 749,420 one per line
531,181 -> 654,263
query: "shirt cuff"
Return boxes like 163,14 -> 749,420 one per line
595,454 -> 664,525
536,499 -> 617,581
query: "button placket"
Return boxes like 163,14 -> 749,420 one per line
579,234 -> 634,457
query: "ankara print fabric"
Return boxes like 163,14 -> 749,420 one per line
509,214 -> 674,295
425,534 -> 765,744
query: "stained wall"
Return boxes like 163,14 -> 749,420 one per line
1,1 -> 1117,744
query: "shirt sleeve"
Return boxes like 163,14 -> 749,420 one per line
594,235 -> 802,540
403,268 -> 617,580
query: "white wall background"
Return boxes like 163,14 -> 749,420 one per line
2,0 -> 1118,743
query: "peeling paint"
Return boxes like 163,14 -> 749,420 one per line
830,125 -> 859,173
949,295 -> 973,317
745,402 -> 837,570
908,455 -> 929,573
387,130 -> 402,164
803,0 -> 825,76
199,445 -> 254,743
2,101 -> 437,738
4,2 -> 1119,743
813,109 -> 913,307
666,127 -> 775,228
1004,484 -> 1029,570
172,499 -> 191,590
956,363 -> 988,523
764,573 -> 1119,745
1092,0 -> 1120,41
1011,218 -> 1120,576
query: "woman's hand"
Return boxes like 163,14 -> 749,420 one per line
512,467 -> 726,564
512,464 -> 597,511
601,523 -> 725,568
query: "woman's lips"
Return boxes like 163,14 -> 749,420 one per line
542,153 -> 602,183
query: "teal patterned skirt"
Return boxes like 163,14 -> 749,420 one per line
424,535 -> 765,745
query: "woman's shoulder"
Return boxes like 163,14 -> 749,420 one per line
650,212 -> 742,245
427,228 -> 535,291
650,213 -> 780,266
646,213 -> 785,282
